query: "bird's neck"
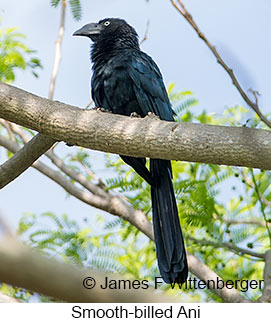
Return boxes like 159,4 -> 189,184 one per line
91,38 -> 139,65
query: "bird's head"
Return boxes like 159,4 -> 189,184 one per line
73,18 -> 139,50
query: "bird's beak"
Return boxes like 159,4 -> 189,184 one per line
73,23 -> 102,37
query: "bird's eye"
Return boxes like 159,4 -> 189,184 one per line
104,21 -> 111,26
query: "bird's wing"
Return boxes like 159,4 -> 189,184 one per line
91,67 -> 112,111
127,52 -> 175,122
91,57 -> 154,186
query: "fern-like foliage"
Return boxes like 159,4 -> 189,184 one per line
50,0 -> 82,21
0,27 -> 42,83
50,0 -> 61,7
69,0 -> 82,21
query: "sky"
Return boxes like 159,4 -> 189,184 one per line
0,0 -> 270,231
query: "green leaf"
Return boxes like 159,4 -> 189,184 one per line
69,0 -> 82,21
50,0 -> 61,7
0,26 -> 42,83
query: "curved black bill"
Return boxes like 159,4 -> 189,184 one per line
73,23 -> 102,37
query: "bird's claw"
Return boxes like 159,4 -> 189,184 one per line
93,107 -> 108,112
130,112 -> 141,118
146,112 -> 159,119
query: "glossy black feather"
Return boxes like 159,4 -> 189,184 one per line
150,159 -> 188,283
76,18 -> 188,283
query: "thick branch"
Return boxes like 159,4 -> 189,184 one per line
4,122 -> 109,198
1,83 -> 271,170
0,133 -> 55,189
0,238 -> 170,302
0,292 -> 20,303
0,135 -> 153,239
187,252 -> 247,302
260,249 -> 271,302
0,134 -> 248,302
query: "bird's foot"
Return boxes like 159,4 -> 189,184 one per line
146,112 -> 159,120
130,112 -> 141,118
93,106 -> 108,112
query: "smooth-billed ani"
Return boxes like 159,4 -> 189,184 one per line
73,18 -> 188,283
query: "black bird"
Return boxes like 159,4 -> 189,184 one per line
73,18 -> 188,283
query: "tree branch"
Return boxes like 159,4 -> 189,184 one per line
0,238 -> 170,302
223,218 -> 271,229
4,122 -> 109,198
0,134 -> 248,302
187,252 -> 247,302
250,169 -> 271,246
0,134 -> 154,239
48,0 -> 66,100
169,0 -> 271,128
240,169 -> 271,209
187,235 -> 264,259
260,249 -> 271,302
0,211 -> 13,238
0,133 -> 55,189
0,291 -> 20,303
0,119 -> 16,141
139,20 -> 150,45
1,82 -> 271,171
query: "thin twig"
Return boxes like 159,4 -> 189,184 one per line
0,119 -> 16,141
169,0 -> 271,128
78,158 -> 109,189
85,98 -> 94,110
140,20 -> 150,45
241,169 -> 271,209
9,123 -> 108,195
187,235 -> 264,259
48,0 -> 67,100
250,169 -> 271,246
223,218 -> 271,229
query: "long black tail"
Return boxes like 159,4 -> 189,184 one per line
150,158 -> 188,283
120,155 -> 153,186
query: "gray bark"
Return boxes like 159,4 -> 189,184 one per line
0,133 -> 55,188
1,82 -> 271,170
0,238 -> 170,302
